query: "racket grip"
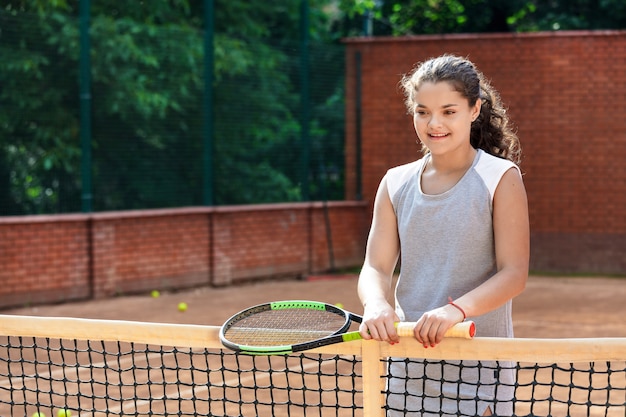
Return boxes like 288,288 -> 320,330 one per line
395,321 -> 476,339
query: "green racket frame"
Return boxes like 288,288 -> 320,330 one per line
219,300 -> 362,355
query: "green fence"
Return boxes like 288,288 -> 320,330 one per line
0,6 -> 345,215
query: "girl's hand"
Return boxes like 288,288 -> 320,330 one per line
359,299 -> 400,344
413,303 -> 465,348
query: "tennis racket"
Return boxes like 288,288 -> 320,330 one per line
219,300 -> 475,355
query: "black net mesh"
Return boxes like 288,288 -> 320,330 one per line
2,333 -> 625,416
384,357 -> 626,417
0,336 -> 361,416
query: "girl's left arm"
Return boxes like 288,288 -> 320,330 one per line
452,166 -> 530,317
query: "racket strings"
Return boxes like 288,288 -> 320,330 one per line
223,309 -> 347,347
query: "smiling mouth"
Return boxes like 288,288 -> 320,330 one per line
429,133 -> 449,139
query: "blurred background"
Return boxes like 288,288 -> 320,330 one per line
2,0 -> 625,215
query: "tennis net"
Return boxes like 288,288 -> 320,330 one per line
0,315 -> 624,416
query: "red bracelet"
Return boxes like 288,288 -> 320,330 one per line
448,297 -> 467,320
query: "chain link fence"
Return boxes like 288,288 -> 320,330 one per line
0,7 -> 345,215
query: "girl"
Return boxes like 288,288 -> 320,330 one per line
357,55 -> 529,416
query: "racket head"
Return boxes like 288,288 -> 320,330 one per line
219,300 -> 356,355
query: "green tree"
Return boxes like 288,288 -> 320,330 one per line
0,3 -> 81,213
511,0 -> 626,31
337,0 -> 626,36
0,0 -> 345,214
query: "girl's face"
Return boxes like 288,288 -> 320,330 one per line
412,81 -> 481,156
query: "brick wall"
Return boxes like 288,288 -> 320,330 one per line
0,216 -> 90,307
0,202 -> 368,309
2,31 -> 624,310
344,30 -> 626,274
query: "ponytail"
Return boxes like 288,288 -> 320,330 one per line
471,81 -> 521,165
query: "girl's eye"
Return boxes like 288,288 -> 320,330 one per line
444,110 -> 456,115
416,110 -> 428,116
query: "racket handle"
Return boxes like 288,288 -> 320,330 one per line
395,321 -> 476,339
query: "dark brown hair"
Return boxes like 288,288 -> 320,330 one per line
401,54 -> 521,164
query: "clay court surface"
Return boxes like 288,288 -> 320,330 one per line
4,274 -> 626,338
1,274 -> 625,417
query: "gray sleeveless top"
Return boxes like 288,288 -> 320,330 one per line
384,149 -> 520,416
386,149 -> 519,337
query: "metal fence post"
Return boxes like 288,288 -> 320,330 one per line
203,0 -> 215,206
300,0 -> 311,201
79,0 -> 92,212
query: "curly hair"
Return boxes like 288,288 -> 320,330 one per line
400,55 -> 521,165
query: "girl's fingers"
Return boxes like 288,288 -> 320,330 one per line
361,321 -> 399,344
415,320 -> 448,347
359,323 -> 373,340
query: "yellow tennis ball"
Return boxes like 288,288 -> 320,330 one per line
31,412 -> 46,417
151,290 -> 160,298
335,302 -> 344,309
57,409 -> 72,417
177,302 -> 188,312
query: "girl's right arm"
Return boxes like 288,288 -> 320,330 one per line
358,175 -> 401,344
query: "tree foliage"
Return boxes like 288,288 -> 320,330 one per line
1,0 -> 624,214
0,0 -> 344,214
337,0 -> 626,36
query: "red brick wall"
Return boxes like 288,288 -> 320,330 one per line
344,30 -> 626,274
91,209 -> 211,297
0,216 -> 90,307
0,202 -> 368,309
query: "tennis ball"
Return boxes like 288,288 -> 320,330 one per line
151,290 -> 160,298
335,302 -> 344,309
31,412 -> 46,417
177,302 -> 188,312
57,409 -> 72,417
